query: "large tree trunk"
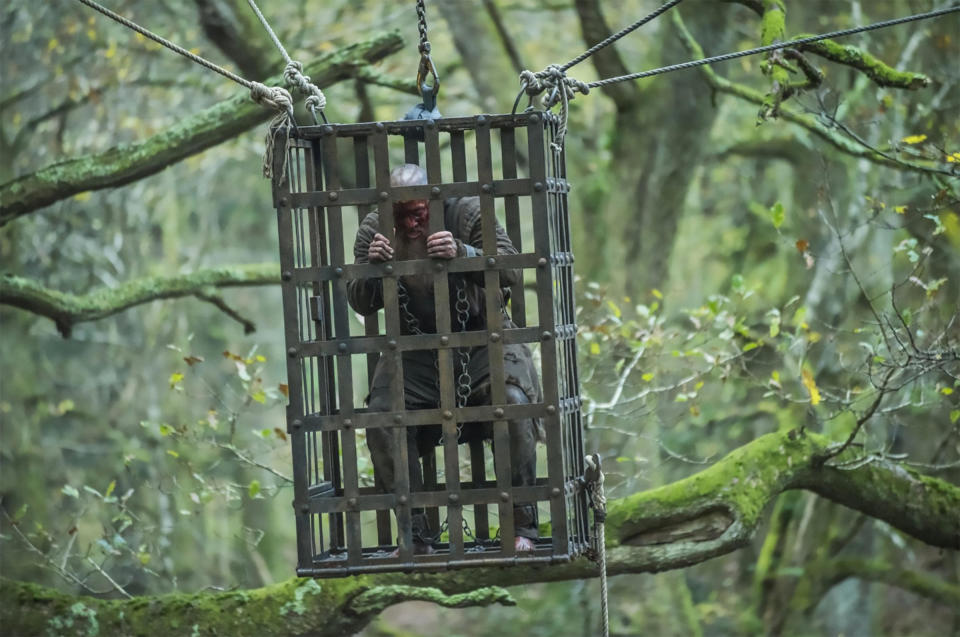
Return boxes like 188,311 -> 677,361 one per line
2,429 -> 956,636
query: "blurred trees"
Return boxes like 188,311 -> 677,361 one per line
1,1 -> 958,636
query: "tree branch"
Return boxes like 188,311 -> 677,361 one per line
2,429 -> 957,636
0,31 -> 404,225
672,11 -> 952,176
0,264 -> 278,337
192,0 -> 279,80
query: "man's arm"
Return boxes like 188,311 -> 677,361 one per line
454,197 -> 521,287
347,212 -> 385,316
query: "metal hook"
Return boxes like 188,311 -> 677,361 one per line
416,53 -> 440,98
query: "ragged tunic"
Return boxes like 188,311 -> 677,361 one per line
347,196 -> 543,423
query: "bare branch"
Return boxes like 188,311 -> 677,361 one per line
672,11 -> 954,177
0,264 -> 279,337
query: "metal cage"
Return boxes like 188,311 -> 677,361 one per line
273,111 -> 588,576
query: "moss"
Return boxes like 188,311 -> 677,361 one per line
347,585 -> 515,618
280,579 -> 324,617
606,430 -> 816,546
798,38 -> 930,89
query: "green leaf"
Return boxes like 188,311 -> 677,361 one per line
62,485 -> 79,498
742,342 -> 759,352
169,372 -> 184,388
251,390 -> 267,404
731,273 -> 744,292
248,480 -> 261,498
950,410 -> 960,424
769,201 -> 785,229
641,372 -> 654,382
105,480 -> 116,499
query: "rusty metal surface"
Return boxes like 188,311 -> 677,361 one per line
274,113 -> 588,577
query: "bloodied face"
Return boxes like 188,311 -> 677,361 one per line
393,200 -> 430,241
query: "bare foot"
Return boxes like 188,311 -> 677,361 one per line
514,536 -> 536,552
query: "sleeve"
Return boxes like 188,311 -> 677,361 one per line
346,212 -> 385,316
454,197 -> 521,288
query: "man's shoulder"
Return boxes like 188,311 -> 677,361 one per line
443,196 -> 480,230
359,210 -> 381,230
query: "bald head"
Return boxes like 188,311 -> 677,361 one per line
390,164 -> 427,189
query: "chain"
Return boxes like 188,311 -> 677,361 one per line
397,277 -> 473,441
454,280 -> 472,413
415,0 -> 430,54
397,280 -> 424,336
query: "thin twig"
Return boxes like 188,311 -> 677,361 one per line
85,556 -> 134,599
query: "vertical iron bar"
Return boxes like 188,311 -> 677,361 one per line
476,117 -> 514,555
373,127 -> 410,559
500,126 -> 525,327
354,133 -> 392,547
529,114 -> 567,555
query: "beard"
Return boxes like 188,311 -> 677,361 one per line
395,228 -> 428,261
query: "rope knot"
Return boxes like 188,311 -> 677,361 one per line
518,64 -> 588,154
282,61 -> 327,113
249,82 -> 294,113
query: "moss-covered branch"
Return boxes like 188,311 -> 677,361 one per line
2,429 -> 957,636
0,32 -> 403,225
797,38 -> 929,89
0,264 -> 279,337
672,11 -> 951,176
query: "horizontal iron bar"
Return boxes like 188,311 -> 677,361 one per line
288,178 -> 536,209
290,252 -> 543,283
290,112 -> 540,140
303,484 -> 559,514
297,549 -> 581,578
300,399 -> 551,432
294,325 -> 543,357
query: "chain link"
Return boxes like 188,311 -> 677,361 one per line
415,0 -> 430,54
454,281 -> 472,412
396,277 -> 473,442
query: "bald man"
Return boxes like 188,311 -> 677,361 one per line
347,164 -> 542,554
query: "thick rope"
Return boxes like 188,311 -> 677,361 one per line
73,0 -> 291,111
588,5 -> 960,89
245,0 -> 327,118
518,5 -> 956,153
584,454 -> 609,637
518,65 -> 589,154
73,0 -> 295,181
560,0 -> 686,71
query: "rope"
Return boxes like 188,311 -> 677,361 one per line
518,4 -> 957,153
245,0 -> 327,121
560,0 -> 686,71
584,454 -> 609,637
519,65 -> 589,154
588,5 -> 960,89
72,0 -> 292,113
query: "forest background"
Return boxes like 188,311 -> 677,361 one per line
1,1 -> 958,636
